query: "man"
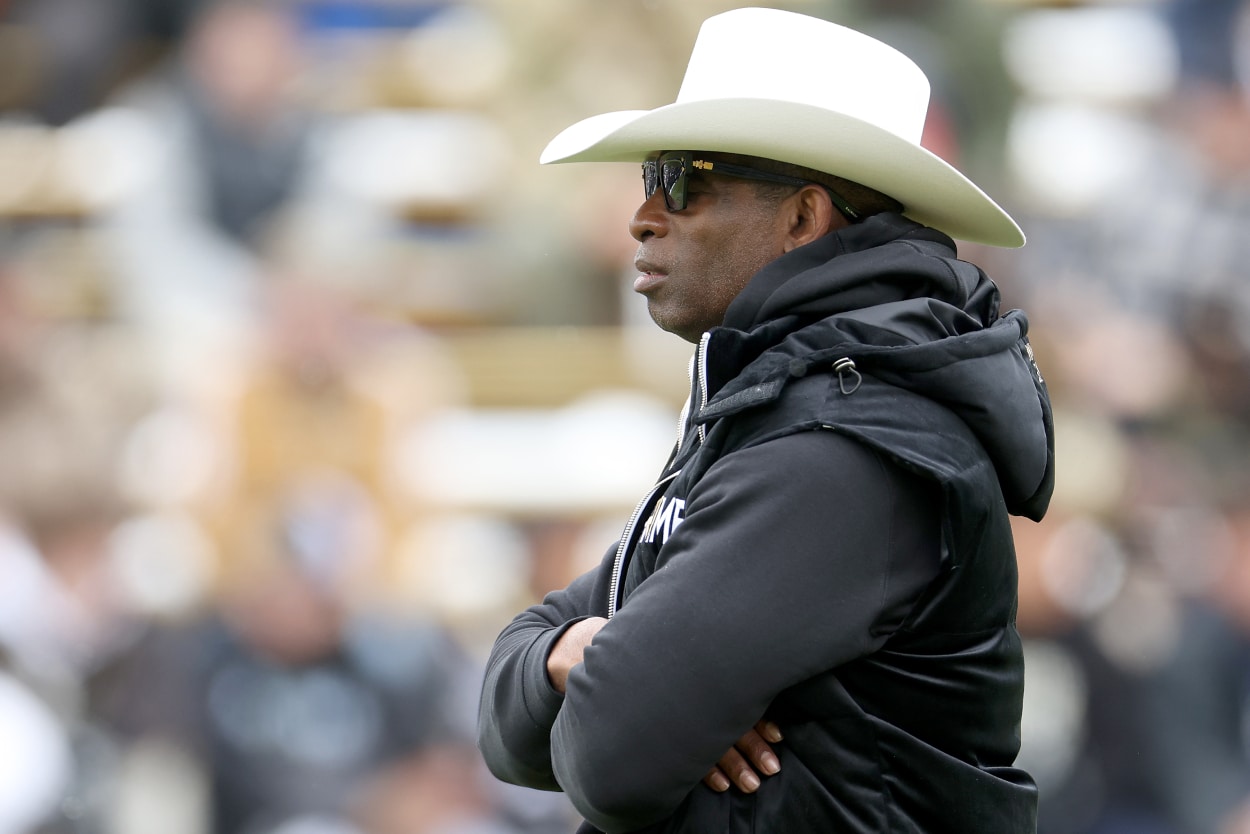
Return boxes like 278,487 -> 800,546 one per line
478,8 -> 1054,833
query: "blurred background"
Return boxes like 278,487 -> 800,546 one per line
0,0 -> 1248,832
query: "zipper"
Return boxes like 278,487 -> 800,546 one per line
694,331 -> 711,446
608,471 -> 680,618
674,333 -> 710,456
609,332 -> 711,618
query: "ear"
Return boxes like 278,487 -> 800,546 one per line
781,185 -> 845,252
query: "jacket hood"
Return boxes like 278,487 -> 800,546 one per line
701,213 -> 1054,521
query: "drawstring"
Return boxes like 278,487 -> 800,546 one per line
833,357 -> 861,395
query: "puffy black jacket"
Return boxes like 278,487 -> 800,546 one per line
478,213 -> 1055,833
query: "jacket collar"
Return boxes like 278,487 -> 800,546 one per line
721,212 -> 957,334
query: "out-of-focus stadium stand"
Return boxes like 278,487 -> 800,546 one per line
1,1 -> 1250,833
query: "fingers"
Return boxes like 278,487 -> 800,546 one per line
702,767 -> 732,792
706,747 -> 760,793
738,722 -> 782,777
757,720 -> 784,744
703,722 -> 785,794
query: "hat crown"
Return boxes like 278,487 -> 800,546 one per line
676,8 -> 930,145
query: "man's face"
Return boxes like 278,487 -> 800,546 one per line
629,153 -> 791,343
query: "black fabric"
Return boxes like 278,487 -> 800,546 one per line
478,213 -> 1054,833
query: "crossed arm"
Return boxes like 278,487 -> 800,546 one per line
477,430 -> 939,832
548,616 -> 784,795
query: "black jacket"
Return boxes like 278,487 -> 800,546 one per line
478,213 -> 1055,833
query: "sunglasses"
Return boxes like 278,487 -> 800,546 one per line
642,150 -> 860,221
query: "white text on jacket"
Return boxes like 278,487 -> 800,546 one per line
641,496 -> 686,545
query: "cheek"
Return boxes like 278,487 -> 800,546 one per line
705,218 -> 783,288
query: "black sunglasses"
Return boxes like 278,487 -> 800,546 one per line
642,150 -> 860,221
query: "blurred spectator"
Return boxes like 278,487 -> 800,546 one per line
1139,502 -> 1250,834
0,0 -> 170,125
199,240 -> 468,592
0,297 -> 154,689
100,0 -> 324,386
1015,506 -> 1182,834
89,523 -> 505,834
0,285 -> 158,832
114,0 -> 312,249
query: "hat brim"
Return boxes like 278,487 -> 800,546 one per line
540,99 -> 1025,248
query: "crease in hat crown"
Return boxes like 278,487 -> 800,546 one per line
540,7 -> 1025,248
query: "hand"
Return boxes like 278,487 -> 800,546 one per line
546,617 -> 608,694
703,720 -> 783,793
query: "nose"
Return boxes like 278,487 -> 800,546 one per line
629,189 -> 669,242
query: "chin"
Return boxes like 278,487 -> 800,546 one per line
642,297 -> 703,342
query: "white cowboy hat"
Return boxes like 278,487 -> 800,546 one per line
540,7 -> 1024,248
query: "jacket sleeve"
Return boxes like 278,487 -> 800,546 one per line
549,429 -> 941,832
476,550 -> 611,790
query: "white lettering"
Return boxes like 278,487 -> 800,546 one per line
642,497 -> 686,544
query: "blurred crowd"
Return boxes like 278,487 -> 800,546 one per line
0,1 -> 1248,833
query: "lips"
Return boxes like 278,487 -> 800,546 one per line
634,258 -> 667,294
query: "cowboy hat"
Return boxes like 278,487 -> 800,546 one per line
540,7 -> 1024,248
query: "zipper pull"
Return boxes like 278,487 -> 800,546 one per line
833,357 -> 861,395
